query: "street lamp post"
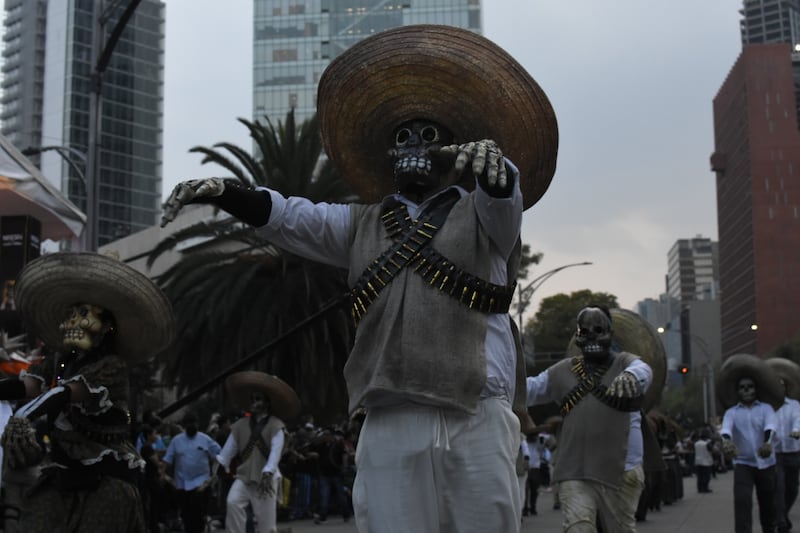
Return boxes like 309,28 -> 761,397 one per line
21,145 -> 87,189
658,327 -> 717,423
516,261 -> 593,352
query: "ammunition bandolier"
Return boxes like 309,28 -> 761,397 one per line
349,189 -> 515,325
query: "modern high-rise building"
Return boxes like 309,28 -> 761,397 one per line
252,0 -> 482,126
710,43 -> 800,358
740,0 -> 800,45
1,0 -> 165,247
666,237 -> 719,304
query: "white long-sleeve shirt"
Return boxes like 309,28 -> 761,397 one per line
721,400 -> 778,469
776,397 -> 800,453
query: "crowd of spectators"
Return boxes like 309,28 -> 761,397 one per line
131,409 -> 362,532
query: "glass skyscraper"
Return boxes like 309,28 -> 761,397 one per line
1,0 -> 165,246
253,0 -> 481,126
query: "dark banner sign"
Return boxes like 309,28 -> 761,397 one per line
0,216 -> 41,334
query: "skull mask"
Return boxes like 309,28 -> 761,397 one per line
737,377 -> 757,405
575,307 -> 613,361
389,119 -> 455,198
59,303 -> 114,354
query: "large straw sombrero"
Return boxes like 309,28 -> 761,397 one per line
765,357 -> 800,400
225,371 -> 301,421
317,24 -> 558,210
13,252 -> 175,362
567,308 -> 667,411
716,353 -> 783,410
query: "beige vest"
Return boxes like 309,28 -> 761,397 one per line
345,193 -> 522,414
231,415 -> 285,484
547,352 -> 637,489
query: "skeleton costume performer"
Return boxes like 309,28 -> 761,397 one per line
526,306 -> 654,533
216,371 -> 300,533
717,354 -> 783,533
0,252 -> 175,533
161,25 -> 558,533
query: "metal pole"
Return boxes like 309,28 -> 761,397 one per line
702,365 -> 709,424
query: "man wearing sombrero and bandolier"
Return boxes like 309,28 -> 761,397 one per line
216,370 -> 300,533
0,252 -> 175,532
161,25 -> 558,533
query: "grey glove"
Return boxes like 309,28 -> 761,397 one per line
440,139 -> 506,188
606,371 -> 639,398
257,471 -> 275,498
161,178 -> 226,227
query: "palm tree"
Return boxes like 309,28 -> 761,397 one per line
147,110 -> 358,424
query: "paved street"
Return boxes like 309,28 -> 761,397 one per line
259,469 -> 799,532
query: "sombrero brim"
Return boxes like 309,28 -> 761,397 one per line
567,308 -> 667,411
317,25 -> 558,210
716,353 -> 783,410
765,357 -> 800,400
225,371 -> 301,421
14,253 -> 175,362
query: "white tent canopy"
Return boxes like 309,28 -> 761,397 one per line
0,135 -> 85,241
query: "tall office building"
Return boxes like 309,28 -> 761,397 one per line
740,0 -> 800,45
1,0 -> 165,246
253,0 -> 482,126
666,237 -> 719,304
711,43 -> 800,358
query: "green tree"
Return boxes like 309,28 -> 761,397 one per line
147,110 -> 358,424
529,289 -> 619,354
767,334 -> 800,364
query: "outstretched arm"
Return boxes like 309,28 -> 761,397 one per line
161,178 -> 272,227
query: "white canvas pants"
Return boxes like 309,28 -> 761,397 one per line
226,477 -> 278,533
352,397 -> 521,533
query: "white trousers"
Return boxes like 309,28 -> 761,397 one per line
352,397 -> 521,533
226,477 -> 278,533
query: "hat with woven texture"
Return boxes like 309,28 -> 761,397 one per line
225,370 -> 301,421
13,252 -> 175,362
317,24 -> 558,210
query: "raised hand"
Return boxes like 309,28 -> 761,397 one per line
161,178 -> 226,227
440,139 -> 506,189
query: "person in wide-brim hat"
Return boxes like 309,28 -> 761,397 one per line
317,24 -> 558,210
765,357 -> 800,400
716,353 -> 784,410
225,370 -> 301,421
13,252 -> 175,361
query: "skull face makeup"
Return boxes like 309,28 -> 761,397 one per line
390,120 -> 455,197
575,307 -> 613,361
738,377 -> 757,405
59,303 -> 113,353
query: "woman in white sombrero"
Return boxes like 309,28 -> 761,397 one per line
0,252 -> 174,532
215,370 -> 300,533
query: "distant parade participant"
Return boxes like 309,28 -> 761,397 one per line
216,371 -> 300,533
526,305 -> 653,532
0,252 -> 174,532
766,357 -> 800,533
718,354 -> 783,533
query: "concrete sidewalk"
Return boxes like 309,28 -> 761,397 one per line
236,468 -> 798,532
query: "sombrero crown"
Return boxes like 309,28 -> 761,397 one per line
765,357 -> 800,400
716,353 -> 783,410
225,370 -> 301,421
317,24 -> 558,210
13,252 -> 175,362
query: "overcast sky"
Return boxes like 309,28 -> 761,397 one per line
162,1 -> 744,321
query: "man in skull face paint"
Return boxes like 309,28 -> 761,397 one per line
719,362 -> 780,533
0,252 -> 175,533
526,304 -> 653,532
160,25 -> 558,533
